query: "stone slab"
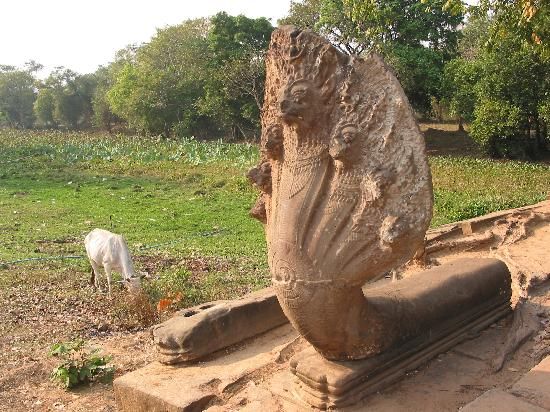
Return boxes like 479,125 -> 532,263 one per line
427,200 -> 549,242
459,390 -> 547,412
115,324 -> 298,412
289,301 -> 510,409
270,331 -> 547,412
511,355 -> 550,410
152,287 -> 288,363
452,319 -> 509,362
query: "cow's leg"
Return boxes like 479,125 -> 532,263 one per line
104,263 -> 113,298
90,261 -> 102,290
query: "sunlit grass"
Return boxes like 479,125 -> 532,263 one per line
430,156 -> 549,226
0,129 -> 548,308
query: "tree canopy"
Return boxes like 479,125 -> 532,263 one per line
281,0 -> 463,113
198,12 -> 274,139
106,14 -> 273,138
1,5 -> 548,158
442,1 -> 550,158
0,64 -> 38,128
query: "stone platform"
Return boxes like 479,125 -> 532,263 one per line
284,258 -> 511,409
115,314 -> 549,411
114,324 -> 300,412
115,258 -> 513,411
461,355 -> 550,411
115,203 -> 550,411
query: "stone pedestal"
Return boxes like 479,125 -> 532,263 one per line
287,258 -> 512,409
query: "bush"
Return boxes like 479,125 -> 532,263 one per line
49,339 -> 114,389
110,290 -> 158,329
470,99 -> 526,158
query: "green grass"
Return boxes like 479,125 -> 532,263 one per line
0,130 -> 268,308
0,129 -> 548,307
430,156 -> 549,226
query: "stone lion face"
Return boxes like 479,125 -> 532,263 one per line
329,124 -> 359,162
278,79 -> 319,126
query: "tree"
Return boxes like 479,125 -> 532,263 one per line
92,66 -> 121,132
280,0 -> 463,114
443,3 -> 550,158
443,0 -> 548,60
469,34 -> 549,157
198,12 -> 274,139
34,68 -> 96,130
441,15 -> 490,129
34,88 -> 57,127
45,67 -> 95,129
281,0 -> 323,30
0,65 -> 37,128
91,47 -> 138,132
281,0 -> 377,54
108,19 -> 212,137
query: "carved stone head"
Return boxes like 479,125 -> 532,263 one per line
329,123 -> 361,165
250,26 -> 433,360
262,123 -> 283,160
278,79 -> 319,127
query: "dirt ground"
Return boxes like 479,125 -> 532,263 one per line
0,264 -> 158,412
420,123 -> 483,157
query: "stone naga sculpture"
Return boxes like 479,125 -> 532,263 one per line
248,27 -> 433,360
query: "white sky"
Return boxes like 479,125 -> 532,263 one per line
1,0 -> 293,76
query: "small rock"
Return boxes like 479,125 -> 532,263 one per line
98,322 -> 110,332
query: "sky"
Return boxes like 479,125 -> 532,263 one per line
1,0 -> 293,76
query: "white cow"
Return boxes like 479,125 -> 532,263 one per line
84,228 -> 142,297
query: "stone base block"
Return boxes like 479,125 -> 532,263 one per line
511,355 -> 550,409
289,259 -> 513,409
114,324 -> 299,412
459,390 -> 547,412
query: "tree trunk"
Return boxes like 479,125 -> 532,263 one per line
458,116 -> 464,132
534,117 -> 542,151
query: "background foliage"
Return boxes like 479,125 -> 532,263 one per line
1,2 -> 549,156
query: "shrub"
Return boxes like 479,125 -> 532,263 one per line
470,99 -> 525,159
110,290 -> 158,329
49,339 -> 114,389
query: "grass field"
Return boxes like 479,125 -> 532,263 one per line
0,128 -> 549,310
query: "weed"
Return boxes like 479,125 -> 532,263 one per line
49,339 -> 114,389
110,290 -> 158,329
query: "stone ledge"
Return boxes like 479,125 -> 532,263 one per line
459,389 -> 547,412
152,287 -> 288,364
511,355 -> 550,410
114,324 -> 299,412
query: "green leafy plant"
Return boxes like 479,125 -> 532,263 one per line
49,339 -> 114,389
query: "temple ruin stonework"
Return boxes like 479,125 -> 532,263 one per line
248,26 -> 512,408
249,26 -> 433,360
134,25 -> 514,412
